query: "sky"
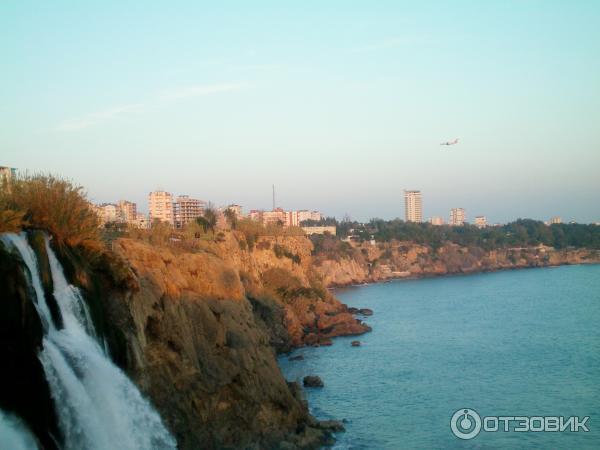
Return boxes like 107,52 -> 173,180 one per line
2,1 -> 599,223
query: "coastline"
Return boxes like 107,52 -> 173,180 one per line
327,259 -> 600,289
315,243 -> 600,289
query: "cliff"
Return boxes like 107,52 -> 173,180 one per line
313,240 -> 600,286
97,233 -> 370,449
0,230 -> 370,449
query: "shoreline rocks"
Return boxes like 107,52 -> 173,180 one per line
303,375 -> 324,388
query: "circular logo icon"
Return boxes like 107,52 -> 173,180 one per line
450,408 -> 482,440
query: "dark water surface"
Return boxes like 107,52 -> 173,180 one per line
278,265 -> 600,449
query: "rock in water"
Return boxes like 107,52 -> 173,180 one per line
288,355 -> 304,361
351,340 -> 361,347
303,376 -> 324,388
358,308 -> 373,316
318,420 -> 346,432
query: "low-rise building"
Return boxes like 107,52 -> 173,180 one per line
225,204 -> 243,219
302,226 -> 336,235
262,208 -> 287,226
474,216 -> 487,228
133,213 -> 150,229
0,166 -> 17,186
97,203 -> 119,225
430,216 -> 444,226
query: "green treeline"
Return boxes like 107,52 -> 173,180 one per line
332,218 -> 600,250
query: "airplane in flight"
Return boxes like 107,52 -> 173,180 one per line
440,138 -> 459,146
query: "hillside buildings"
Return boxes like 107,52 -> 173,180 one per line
148,191 -> 207,228
117,200 -> 137,223
0,166 -> 16,185
297,210 -> 322,224
450,208 -> 465,226
302,225 -> 336,235
430,216 -> 444,226
404,190 -> 423,223
225,204 -> 243,219
550,216 -> 562,225
174,195 -> 205,228
248,208 -> 323,228
474,216 -> 487,228
148,191 -> 175,225
96,203 -> 119,224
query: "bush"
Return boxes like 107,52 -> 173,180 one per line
0,174 -> 100,248
237,218 -> 266,251
0,209 -> 26,233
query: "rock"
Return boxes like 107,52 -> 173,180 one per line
351,341 -> 361,347
288,355 -> 304,361
320,338 -> 333,346
358,308 -> 373,316
347,307 -> 359,314
303,332 -> 319,346
303,375 -> 324,388
318,420 -> 346,432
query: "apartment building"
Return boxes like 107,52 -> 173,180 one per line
148,191 -> 174,225
117,200 -> 137,223
474,216 -> 487,228
174,195 -> 205,228
404,190 -> 423,223
450,208 -> 466,226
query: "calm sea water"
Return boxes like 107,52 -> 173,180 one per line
278,265 -> 600,449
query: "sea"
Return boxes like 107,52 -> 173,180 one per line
278,265 -> 600,449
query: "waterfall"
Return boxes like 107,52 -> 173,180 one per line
0,233 -> 176,450
0,409 -> 39,450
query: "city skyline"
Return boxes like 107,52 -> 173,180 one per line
2,2 -> 599,223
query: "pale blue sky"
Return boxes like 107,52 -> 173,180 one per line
2,1 -> 599,223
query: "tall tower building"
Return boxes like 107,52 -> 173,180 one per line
450,208 -> 466,226
148,191 -> 174,225
404,190 -> 423,223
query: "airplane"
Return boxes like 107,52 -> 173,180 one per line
440,138 -> 459,146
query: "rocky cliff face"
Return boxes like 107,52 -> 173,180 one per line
314,241 -> 600,286
93,232 -> 369,449
95,236 -> 359,448
0,230 -> 370,449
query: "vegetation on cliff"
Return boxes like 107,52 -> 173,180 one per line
0,175 -> 100,248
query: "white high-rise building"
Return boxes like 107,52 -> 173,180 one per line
148,191 -> 174,225
404,190 -> 423,223
450,208 -> 465,226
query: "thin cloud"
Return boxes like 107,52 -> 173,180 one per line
55,82 -> 247,132
55,103 -> 145,132
160,82 -> 247,101
345,36 -> 428,54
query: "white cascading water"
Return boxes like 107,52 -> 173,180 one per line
0,409 -> 39,450
0,233 -> 176,450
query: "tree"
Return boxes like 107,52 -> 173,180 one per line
203,207 -> 218,234
223,208 -> 238,229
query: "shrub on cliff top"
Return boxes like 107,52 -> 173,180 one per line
0,174 -> 100,248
